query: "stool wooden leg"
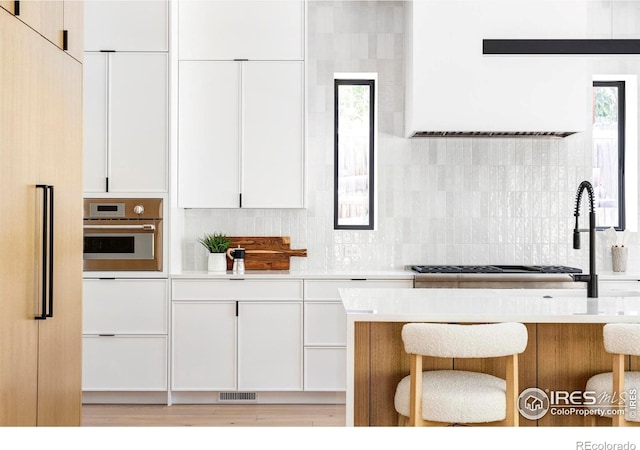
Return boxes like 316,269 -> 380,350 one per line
612,354 -> 625,427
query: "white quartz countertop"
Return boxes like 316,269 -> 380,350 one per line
339,288 -> 640,323
171,269 -> 415,280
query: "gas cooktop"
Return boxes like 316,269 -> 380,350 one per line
411,265 -> 583,274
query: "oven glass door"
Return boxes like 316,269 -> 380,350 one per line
82,220 -> 161,271
83,232 -> 154,260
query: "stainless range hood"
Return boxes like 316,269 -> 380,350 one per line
405,1 -> 589,138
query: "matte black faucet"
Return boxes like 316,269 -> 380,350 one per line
572,180 -> 598,297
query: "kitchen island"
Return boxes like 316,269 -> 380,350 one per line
340,288 -> 640,427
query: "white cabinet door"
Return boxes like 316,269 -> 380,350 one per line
178,61 -> 240,208
304,348 -> 346,391
242,61 -> 304,208
83,52 -> 108,193
109,53 -> 168,192
238,302 -> 303,391
82,336 -> 167,390
172,302 -> 237,391
84,0 -> 168,51
178,0 -> 304,60
304,302 -> 346,346
83,279 -> 168,334
83,52 -> 168,193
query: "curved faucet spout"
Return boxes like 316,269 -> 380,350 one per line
573,180 -> 598,297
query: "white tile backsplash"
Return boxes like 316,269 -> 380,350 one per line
180,1 -> 639,274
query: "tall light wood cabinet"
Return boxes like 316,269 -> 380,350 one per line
0,1 -> 83,62
0,7 -> 83,426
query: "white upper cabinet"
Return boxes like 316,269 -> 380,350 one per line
109,53 -> 168,192
83,52 -> 108,193
84,0 -> 168,51
84,52 -> 168,193
405,0 -> 589,136
242,61 -> 304,208
178,0 -> 304,60
178,60 -> 304,208
178,61 -> 241,208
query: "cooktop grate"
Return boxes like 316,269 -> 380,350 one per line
411,265 -> 582,274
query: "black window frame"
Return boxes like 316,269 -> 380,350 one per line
334,78 -> 375,231
593,80 -> 626,231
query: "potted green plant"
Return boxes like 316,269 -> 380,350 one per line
198,233 -> 231,272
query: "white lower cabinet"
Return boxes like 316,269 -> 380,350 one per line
172,302 -> 237,390
82,279 -> 169,391
599,279 -> 640,296
171,279 -> 304,392
168,277 -> 412,400
304,347 -> 347,391
238,302 -> 303,390
82,336 -> 167,390
303,279 -> 414,392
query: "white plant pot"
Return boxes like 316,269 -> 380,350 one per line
207,253 -> 227,272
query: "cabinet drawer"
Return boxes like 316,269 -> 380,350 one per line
304,302 -> 346,346
83,279 -> 168,334
82,336 -> 167,391
304,279 -> 413,301
304,348 -> 346,392
172,279 -> 303,301
600,280 -> 640,296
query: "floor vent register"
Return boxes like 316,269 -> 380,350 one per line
218,392 -> 258,403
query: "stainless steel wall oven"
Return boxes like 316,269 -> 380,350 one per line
83,198 -> 163,271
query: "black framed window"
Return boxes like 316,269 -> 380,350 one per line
334,79 -> 375,230
593,81 -> 625,230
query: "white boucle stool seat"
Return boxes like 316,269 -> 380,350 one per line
394,370 -> 507,423
585,371 -> 640,422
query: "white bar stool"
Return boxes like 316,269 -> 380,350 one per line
585,323 -> 640,427
394,322 -> 528,426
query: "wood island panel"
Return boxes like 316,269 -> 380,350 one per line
353,322 -> 626,427
354,322 -> 370,426
536,323 -> 612,426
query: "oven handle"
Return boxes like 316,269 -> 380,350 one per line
83,224 -> 156,231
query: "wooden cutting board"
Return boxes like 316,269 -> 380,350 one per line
226,236 -> 307,270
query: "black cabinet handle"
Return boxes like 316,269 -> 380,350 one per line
14,1 -> 19,16
63,30 -> 68,51
35,185 -> 48,320
47,185 -> 54,318
235,301 -> 239,317
35,185 -> 54,320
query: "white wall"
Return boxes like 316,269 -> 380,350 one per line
181,1 -> 639,273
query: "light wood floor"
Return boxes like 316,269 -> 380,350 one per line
81,404 -> 346,427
